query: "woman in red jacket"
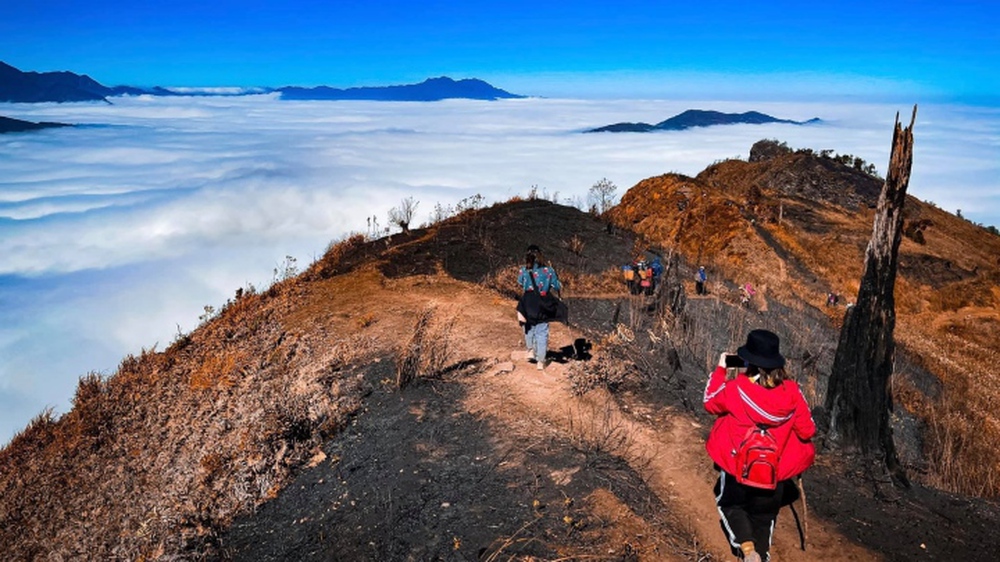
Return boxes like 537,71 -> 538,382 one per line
703,329 -> 816,562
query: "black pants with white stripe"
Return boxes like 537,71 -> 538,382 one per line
714,471 -> 795,561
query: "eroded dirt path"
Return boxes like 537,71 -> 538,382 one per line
445,286 -> 881,561
463,355 -> 880,561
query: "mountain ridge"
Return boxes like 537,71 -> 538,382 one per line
588,109 -> 821,132
0,115 -> 72,134
0,61 -> 110,103
277,76 -> 523,101
0,61 -> 524,103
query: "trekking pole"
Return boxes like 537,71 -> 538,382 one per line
788,475 -> 808,550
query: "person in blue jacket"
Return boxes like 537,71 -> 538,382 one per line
650,257 -> 664,279
696,266 -> 708,295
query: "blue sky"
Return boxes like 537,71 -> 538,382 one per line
2,0 -> 998,101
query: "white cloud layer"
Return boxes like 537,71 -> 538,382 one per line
1,95 -> 997,444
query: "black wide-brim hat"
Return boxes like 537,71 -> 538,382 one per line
737,329 -> 786,369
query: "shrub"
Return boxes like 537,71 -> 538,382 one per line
480,265 -> 521,300
567,234 -> 585,257
566,397 -> 638,460
904,218 -> 932,244
388,196 -> 419,234
567,335 -> 650,395
394,308 -> 455,389
305,233 -> 368,280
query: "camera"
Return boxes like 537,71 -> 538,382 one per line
724,354 -> 744,369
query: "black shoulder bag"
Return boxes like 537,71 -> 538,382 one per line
517,268 -> 561,324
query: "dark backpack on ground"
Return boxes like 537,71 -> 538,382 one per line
735,426 -> 780,490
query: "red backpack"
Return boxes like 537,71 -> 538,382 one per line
736,426 -> 780,489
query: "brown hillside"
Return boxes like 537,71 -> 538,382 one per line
1,188 -> 999,561
607,143 -> 1000,498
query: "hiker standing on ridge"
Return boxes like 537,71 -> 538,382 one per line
637,260 -> 653,295
516,245 -> 562,370
622,262 -> 636,294
650,256 -> 664,283
695,266 -> 708,295
703,329 -> 816,562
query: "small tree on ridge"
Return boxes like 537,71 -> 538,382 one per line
389,197 -> 419,234
588,178 -> 618,215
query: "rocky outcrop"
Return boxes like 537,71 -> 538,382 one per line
749,139 -> 793,162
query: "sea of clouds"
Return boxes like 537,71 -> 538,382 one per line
1,95 -> 997,444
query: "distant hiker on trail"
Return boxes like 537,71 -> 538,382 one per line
650,256 -> 664,280
637,260 -> 653,295
695,266 -> 708,295
826,292 -> 839,307
622,263 -> 636,294
740,283 -> 756,308
646,256 -> 664,296
516,244 -> 562,370
703,329 -> 816,562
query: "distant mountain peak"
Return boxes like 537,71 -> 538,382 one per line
0,61 -> 111,103
587,109 -> 822,133
276,76 -> 524,102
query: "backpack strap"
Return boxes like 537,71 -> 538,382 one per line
528,267 -> 541,293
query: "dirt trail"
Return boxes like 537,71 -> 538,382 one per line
280,272 -> 884,560
456,313 -> 880,560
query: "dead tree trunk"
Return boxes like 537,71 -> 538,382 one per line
825,106 -> 917,488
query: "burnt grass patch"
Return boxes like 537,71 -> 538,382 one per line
806,453 -> 1000,562
898,253 -> 975,289
219,362 -> 685,561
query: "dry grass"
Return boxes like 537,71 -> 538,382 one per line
896,320 -> 1000,497
394,307 -> 457,389
559,267 -> 627,297
567,233 -> 586,257
480,264 -> 521,300
0,274 -> 379,560
566,397 -> 641,464
924,391 -> 1000,497
303,232 -> 370,280
566,334 -> 654,395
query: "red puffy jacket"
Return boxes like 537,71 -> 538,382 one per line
704,366 -> 816,480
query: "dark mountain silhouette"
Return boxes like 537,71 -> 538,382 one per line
588,109 -> 821,132
0,61 -> 111,103
277,76 -> 524,101
0,115 -> 71,133
106,85 -> 183,97
1,61 -> 524,103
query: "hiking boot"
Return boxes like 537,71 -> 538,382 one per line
537,360 -> 546,371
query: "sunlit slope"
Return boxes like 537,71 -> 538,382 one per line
607,141 -> 1000,495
